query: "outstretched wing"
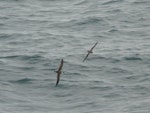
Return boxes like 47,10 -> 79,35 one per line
83,52 -> 90,62
90,42 -> 98,51
56,73 -> 60,86
58,59 -> 63,71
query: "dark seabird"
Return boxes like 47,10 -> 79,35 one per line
55,59 -> 63,86
83,42 -> 98,62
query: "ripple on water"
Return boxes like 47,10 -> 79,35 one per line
124,56 -> 142,61
76,17 -> 104,25
0,54 -> 47,63
9,78 -> 35,84
102,0 -> 124,5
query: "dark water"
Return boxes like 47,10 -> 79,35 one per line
0,0 -> 150,113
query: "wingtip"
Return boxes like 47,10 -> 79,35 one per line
55,83 -> 58,87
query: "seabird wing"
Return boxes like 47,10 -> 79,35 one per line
90,42 -> 98,51
56,73 -> 60,86
58,59 -> 63,71
83,52 -> 90,62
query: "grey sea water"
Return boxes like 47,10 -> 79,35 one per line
0,0 -> 150,113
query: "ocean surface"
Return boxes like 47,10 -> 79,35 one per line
0,0 -> 150,113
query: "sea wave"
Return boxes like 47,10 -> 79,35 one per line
9,78 -> 35,84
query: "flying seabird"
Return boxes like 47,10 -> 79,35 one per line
83,42 -> 98,62
55,59 -> 63,86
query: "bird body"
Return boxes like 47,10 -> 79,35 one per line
83,42 -> 98,62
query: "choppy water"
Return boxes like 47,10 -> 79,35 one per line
0,0 -> 150,113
